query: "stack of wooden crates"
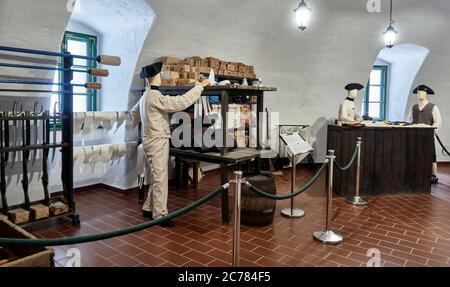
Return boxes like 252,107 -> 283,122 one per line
157,56 -> 257,86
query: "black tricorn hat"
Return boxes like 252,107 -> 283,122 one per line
140,62 -> 163,79
345,83 -> 364,91
413,84 -> 434,95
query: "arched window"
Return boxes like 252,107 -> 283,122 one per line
52,31 -> 98,112
363,65 -> 388,120
365,44 -> 429,121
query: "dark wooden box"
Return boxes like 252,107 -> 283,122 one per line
327,125 -> 434,196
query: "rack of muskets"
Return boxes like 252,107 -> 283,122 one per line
0,45 -> 121,227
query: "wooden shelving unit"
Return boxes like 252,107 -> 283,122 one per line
152,84 -> 277,224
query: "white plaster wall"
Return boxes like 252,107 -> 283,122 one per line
0,0 -> 71,206
69,0 -> 155,189
0,0 -> 69,52
70,0 -> 155,112
0,0 -> 70,103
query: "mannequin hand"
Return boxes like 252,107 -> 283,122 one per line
201,79 -> 211,88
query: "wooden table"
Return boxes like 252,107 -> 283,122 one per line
171,148 -> 263,224
327,124 -> 435,196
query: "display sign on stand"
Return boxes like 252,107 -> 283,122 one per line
279,133 -> 313,218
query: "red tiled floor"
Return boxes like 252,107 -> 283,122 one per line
134,252 -> 166,267
158,250 -> 191,266
26,163 -> 450,267
109,253 -> 141,267
183,250 -> 216,265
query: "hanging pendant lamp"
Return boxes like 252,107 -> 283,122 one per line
383,0 -> 398,48
294,0 -> 312,31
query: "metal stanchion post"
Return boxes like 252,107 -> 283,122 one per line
232,171 -> 242,267
346,137 -> 368,206
313,150 -> 343,245
281,152 -> 305,218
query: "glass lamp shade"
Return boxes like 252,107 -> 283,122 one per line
294,1 -> 312,31
383,25 -> 398,48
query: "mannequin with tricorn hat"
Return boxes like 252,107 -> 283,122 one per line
408,84 -> 442,184
338,83 -> 364,124
130,62 -> 211,227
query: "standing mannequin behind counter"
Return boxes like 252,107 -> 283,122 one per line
131,62 -> 211,227
338,83 -> 364,124
407,84 -> 442,184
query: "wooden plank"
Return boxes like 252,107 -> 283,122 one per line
363,129 -> 375,195
390,128 -> 402,194
382,129 -> 393,194
372,129 -> 384,195
327,128 -> 341,194
0,218 -> 54,267
414,129 -> 425,193
417,129 -> 434,193
398,128 -> 409,193
1,250 -> 53,267
161,86 -> 277,92
170,148 -> 262,164
405,129 -> 417,193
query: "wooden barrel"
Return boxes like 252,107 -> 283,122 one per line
241,172 -> 277,226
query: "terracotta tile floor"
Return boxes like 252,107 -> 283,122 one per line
29,163 -> 450,267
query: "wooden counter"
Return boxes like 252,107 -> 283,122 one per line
327,124 -> 435,196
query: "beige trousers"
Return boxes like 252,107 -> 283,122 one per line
142,137 -> 169,219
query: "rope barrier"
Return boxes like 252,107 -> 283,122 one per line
246,162 -> 328,200
0,184 -> 228,247
334,145 -> 359,171
436,134 -> 450,157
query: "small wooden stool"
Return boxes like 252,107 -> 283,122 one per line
175,157 -> 200,192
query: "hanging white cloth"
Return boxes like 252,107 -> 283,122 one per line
136,143 -> 146,177
115,112 -> 126,132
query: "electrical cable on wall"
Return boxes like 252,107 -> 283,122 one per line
436,134 -> 450,157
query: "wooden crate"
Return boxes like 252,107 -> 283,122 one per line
0,217 -> 54,267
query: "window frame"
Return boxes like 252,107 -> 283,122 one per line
363,65 -> 388,120
56,31 -> 98,112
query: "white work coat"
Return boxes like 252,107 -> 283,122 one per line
131,84 -> 205,140
338,98 -> 362,123
130,84 -> 204,218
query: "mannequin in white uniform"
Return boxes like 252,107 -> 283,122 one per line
338,83 -> 364,124
407,85 -> 442,184
131,62 -> 211,227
